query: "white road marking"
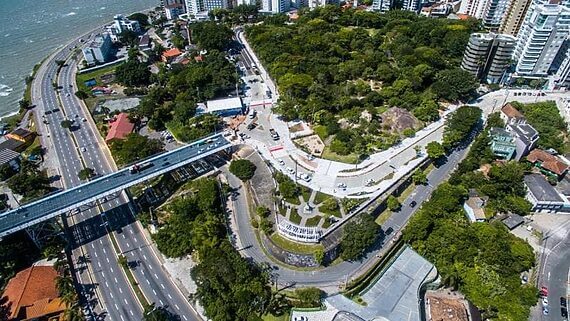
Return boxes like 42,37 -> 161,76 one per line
119,287 -> 122,294
130,310 -> 134,316
124,298 -> 128,305
110,292 -> 113,298
154,273 -> 158,279
94,252 -> 98,257
97,262 -> 101,268
159,300 -> 164,306
106,257 -> 109,263
153,289 -> 157,295
183,316 -> 188,320
114,277 -> 118,283
175,304 -> 180,310
161,283 -> 165,289
146,279 -> 150,285
110,267 -> 113,273
105,281 -> 109,287
168,294 -> 172,299
143,255 -> 147,260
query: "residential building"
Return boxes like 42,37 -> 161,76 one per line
307,0 -> 339,8
499,0 -> 532,36
501,213 -> 525,229
165,3 -> 186,19
482,0 -> 513,29
138,35 -> 152,51
185,0 -> 229,15
513,2 -> 570,77
463,190 -> 489,222
0,138 -> 26,152
420,2 -> 452,17
6,128 -> 35,143
552,39 -> 570,88
401,0 -> 423,12
500,103 -> 526,125
507,122 -> 540,160
372,0 -> 391,12
262,0 -> 291,14
106,113 -> 135,141
0,148 -> 21,171
527,148 -> 569,178
489,127 -> 517,160
197,97 -> 244,117
162,47 -> 183,63
105,15 -> 141,42
524,173 -> 569,212
460,32 -> 516,84
82,33 -> 113,66
1,266 -> 66,320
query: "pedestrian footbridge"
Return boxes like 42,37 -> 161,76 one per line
0,134 -> 231,237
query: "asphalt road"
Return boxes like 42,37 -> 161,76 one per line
538,220 -> 570,321
29,35 -> 205,320
224,143 -> 468,289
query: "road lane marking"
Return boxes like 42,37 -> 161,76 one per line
98,262 -> 101,268
146,279 -> 150,284
168,294 -> 172,299
153,289 -> 157,295
175,304 -> 180,310
124,299 -> 128,305
154,273 -> 158,279
183,316 -> 188,321
106,257 -> 109,263
114,277 -> 118,283
130,310 -> 134,316
110,267 -> 113,273
119,287 -> 122,294
159,300 -> 164,306
161,284 -> 165,289
109,292 -> 113,298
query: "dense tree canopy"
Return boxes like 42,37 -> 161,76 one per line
339,214 -> 379,261
512,101 -> 568,152
108,133 -> 164,166
115,60 -> 151,87
404,117 -> 537,321
229,159 -> 257,181
245,8 -> 478,155
442,106 -> 482,149
190,22 -> 233,51
7,160 -> 51,200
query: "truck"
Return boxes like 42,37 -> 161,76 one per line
269,129 -> 279,140
130,162 -> 153,174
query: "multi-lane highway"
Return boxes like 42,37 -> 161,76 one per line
30,32 -> 206,320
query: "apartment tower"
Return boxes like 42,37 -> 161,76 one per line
461,32 -> 517,84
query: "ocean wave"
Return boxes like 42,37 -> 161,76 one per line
4,33 -> 10,37
99,6 -> 106,10
0,84 -> 13,97
64,12 -> 77,17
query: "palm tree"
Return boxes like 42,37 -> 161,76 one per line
55,275 -> 74,297
63,306 -> 84,321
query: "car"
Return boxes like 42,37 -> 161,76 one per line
541,286 -> 549,296
543,307 -> 549,315
82,118 -> 87,122
521,275 -> 528,284
307,155 -> 315,161
247,123 -> 256,130
365,178 -> 374,186
293,317 -> 307,321
561,297 -> 567,308
286,167 -> 295,174
543,297 -> 549,306
562,307 -> 568,318
66,93 -> 70,97
410,201 -> 417,208
80,147 -> 86,152
278,159 -> 285,166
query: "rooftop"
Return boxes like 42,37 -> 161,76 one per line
105,113 -> 134,141
464,195 -> 487,221
88,33 -> 110,49
9,128 -> 34,140
527,149 -> 569,176
0,148 -> 20,166
206,97 -> 243,113
162,48 -> 183,58
524,174 -> 565,203
425,291 -> 470,321
1,265 -> 66,320
502,213 -> 525,230
508,123 -> 538,145
501,103 -> 524,120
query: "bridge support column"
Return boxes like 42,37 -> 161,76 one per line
25,219 -> 64,249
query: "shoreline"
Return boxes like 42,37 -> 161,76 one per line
2,7 -> 156,121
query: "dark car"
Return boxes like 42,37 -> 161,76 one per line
561,307 -> 568,318
561,297 -> 567,308
410,201 -> 417,208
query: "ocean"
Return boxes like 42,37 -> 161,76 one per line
0,0 -> 158,118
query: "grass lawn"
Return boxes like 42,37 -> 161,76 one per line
313,191 -> 328,205
320,207 -> 342,218
289,208 -> 302,224
397,183 -> 415,203
262,312 -> 290,321
313,125 -> 328,140
321,146 -> 359,164
375,209 -> 392,225
284,194 -> 301,206
301,186 -> 312,203
270,233 -> 322,255
22,136 -> 41,157
76,64 -> 119,94
305,215 -> 322,227
322,218 -> 333,229
278,204 -> 288,217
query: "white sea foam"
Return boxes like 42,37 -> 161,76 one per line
64,12 -> 77,17
4,33 -> 10,37
99,6 -> 106,10
0,84 -> 13,97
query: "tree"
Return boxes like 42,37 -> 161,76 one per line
0,164 -> 17,181
118,30 -> 139,47
412,170 -> 428,185
314,248 -> 325,265
108,133 -> 164,166
339,214 -> 379,261
118,255 -> 128,269
386,195 -> 401,211
55,60 -> 65,67
426,141 -> 445,160
115,60 -> 151,87
19,99 -> 31,110
74,90 -> 88,100
229,159 -> 257,181
294,287 -> 322,308
128,12 -> 150,29
61,120 -> 73,129
190,22 -> 233,51
256,206 -> 270,218
143,303 -> 179,321
78,168 -> 94,180
443,106 -> 482,149
320,197 -> 339,213
431,68 -> 478,102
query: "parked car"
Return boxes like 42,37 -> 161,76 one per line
561,297 -> 567,308
410,201 -> 417,208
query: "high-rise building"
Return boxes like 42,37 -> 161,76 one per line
461,32 -> 516,84
104,15 -> 141,42
553,40 -> 570,88
401,0 -> 422,12
459,0 -> 513,29
185,0 -> 229,15
372,0 -> 391,12
513,1 -> 570,77
499,0 -> 532,36
261,0 -> 291,13
307,0 -> 338,8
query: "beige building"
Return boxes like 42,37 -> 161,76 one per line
499,0 -> 532,36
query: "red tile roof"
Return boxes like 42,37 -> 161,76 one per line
106,113 -> 134,141
1,266 -> 66,320
527,149 -> 569,176
501,103 -> 524,120
162,48 -> 182,58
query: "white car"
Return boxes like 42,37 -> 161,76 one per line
278,159 -> 285,166
542,297 -> 548,306
286,167 -> 295,174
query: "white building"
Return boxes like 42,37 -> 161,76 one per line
185,0 -> 229,15
164,3 -> 186,20
82,33 -> 113,66
105,15 -> 141,42
459,0 -> 512,29
372,0 -> 391,12
553,41 -> 570,88
261,0 -> 291,13
513,2 -> 570,77
401,0 -> 424,12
